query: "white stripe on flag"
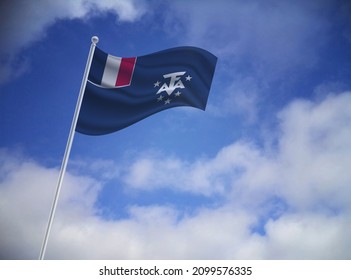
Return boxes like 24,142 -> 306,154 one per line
101,55 -> 121,87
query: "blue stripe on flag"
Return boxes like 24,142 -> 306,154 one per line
88,47 -> 107,85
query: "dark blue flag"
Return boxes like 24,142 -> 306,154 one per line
76,46 -> 217,135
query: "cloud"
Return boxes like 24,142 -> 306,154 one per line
123,92 -> 351,210
0,0 -> 147,84
209,76 -> 262,123
1,92 -> 351,259
163,0 -> 333,74
1,0 -> 146,53
276,93 -> 351,210
0,148 -> 101,259
122,142 -> 266,197
158,0 -> 339,123
261,213 -> 351,259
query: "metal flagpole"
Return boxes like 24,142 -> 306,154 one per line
39,36 -> 99,260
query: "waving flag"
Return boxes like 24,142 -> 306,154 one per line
76,46 -> 217,135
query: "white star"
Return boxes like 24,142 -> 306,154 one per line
157,95 -> 164,102
175,91 -> 181,97
154,81 -> 160,87
185,75 -> 192,81
164,98 -> 171,105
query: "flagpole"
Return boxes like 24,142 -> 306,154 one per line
39,36 -> 99,260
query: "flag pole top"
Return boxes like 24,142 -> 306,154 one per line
91,36 -> 99,45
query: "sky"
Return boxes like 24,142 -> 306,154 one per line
1,0 -> 351,260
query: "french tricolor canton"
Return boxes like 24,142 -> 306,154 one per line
90,51 -> 136,88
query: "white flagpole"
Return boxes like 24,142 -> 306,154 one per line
39,36 -> 99,260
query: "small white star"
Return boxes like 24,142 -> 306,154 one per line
164,98 -> 171,105
185,75 -> 192,81
175,91 -> 182,97
154,81 -> 160,87
157,95 -> 164,102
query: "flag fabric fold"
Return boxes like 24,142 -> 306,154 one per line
76,46 -> 217,135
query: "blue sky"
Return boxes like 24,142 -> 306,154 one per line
1,0 -> 351,259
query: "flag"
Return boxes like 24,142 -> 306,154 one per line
76,46 -> 217,135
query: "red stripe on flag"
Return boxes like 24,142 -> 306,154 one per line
115,57 -> 136,87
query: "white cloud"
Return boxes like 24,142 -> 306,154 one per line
276,93 -> 351,211
159,0 -> 337,123
1,0 -> 146,53
0,148 -> 101,259
164,0 -> 332,74
122,144 -> 254,196
1,92 -> 351,259
123,92 -> 351,209
0,0 -> 147,84
209,76 -> 262,123
261,213 -> 351,259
